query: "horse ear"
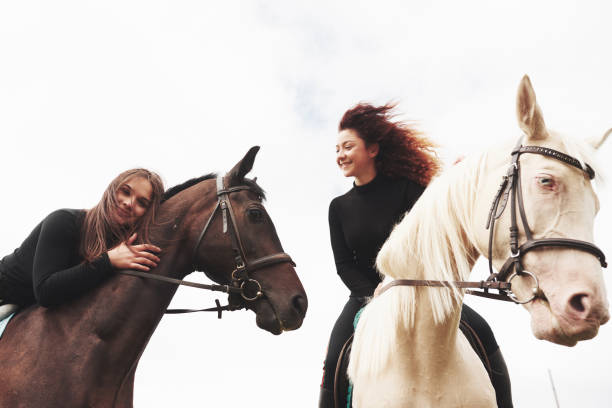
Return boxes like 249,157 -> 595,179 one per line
226,146 -> 260,185
587,128 -> 612,150
516,75 -> 547,141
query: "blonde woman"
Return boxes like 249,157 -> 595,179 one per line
0,169 -> 163,312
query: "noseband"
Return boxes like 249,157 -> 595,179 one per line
379,136 -> 607,303
120,175 -> 295,317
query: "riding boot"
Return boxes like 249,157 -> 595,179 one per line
318,387 -> 335,408
489,348 -> 514,408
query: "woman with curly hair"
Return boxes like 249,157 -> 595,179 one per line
319,103 -> 512,407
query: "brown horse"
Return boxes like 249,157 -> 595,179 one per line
0,147 -> 308,407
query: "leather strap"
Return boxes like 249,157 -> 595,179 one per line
334,333 -> 354,408
377,279 -> 511,299
164,299 -> 244,319
518,145 -> 595,179
459,319 -> 493,380
519,238 -> 607,267
248,253 -> 295,271
118,269 -> 242,294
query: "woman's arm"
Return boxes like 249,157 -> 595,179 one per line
402,180 -> 425,215
329,200 -> 376,296
32,210 -> 115,307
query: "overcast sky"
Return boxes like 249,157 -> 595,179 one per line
1,1 -> 611,407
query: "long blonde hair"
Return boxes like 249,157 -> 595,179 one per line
80,169 -> 164,262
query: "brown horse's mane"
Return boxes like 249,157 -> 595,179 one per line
162,173 -> 266,203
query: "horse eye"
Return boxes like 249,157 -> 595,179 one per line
537,176 -> 555,189
539,177 -> 553,185
247,208 -> 264,223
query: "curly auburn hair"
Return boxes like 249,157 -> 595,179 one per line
339,103 -> 440,186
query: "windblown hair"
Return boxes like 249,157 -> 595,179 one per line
80,169 -> 164,262
339,103 -> 441,186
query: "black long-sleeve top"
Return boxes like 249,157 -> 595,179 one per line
0,209 -> 115,307
328,174 -> 424,297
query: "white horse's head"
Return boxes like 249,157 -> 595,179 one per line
476,75 -> 610,346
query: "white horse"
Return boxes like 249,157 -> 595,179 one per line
347,75 -> 610,408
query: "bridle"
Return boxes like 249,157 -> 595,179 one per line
379,136 -> 607,303
483,138 -> 606,302
120,175 -> 295,317
192,175 -> 295,301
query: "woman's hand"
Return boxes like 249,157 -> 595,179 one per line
107,233 -> 162,271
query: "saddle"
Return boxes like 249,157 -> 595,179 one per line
333,319 -> 493,408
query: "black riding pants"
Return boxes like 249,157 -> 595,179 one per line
319,299 -> 513,408
320,296 -> 366,392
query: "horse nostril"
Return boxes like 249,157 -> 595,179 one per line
569,293 -> 589,314
292,295 -> 308,316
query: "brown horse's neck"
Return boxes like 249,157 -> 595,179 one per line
101,190 -> 216,405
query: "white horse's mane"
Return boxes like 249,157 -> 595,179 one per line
349,131 -> 603,379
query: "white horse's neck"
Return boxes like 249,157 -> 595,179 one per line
349,154 -> 498,407
367,285 -> 495,407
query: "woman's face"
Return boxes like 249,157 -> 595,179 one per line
336,129 -> 378,179
113,176 -> 153,227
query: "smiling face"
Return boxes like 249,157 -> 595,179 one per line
336,129 -> 379,184
112,176 -> 153,227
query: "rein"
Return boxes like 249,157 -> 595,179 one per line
119,175 -> 295,318
380,136 -> 607,304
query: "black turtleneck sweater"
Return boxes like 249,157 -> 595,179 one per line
328,175 -> 424,297
0,209 -> 114,307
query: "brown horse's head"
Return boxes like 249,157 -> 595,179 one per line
186,147 -> 307,334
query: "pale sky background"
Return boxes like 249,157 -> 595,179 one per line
1,1 -> 611,407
